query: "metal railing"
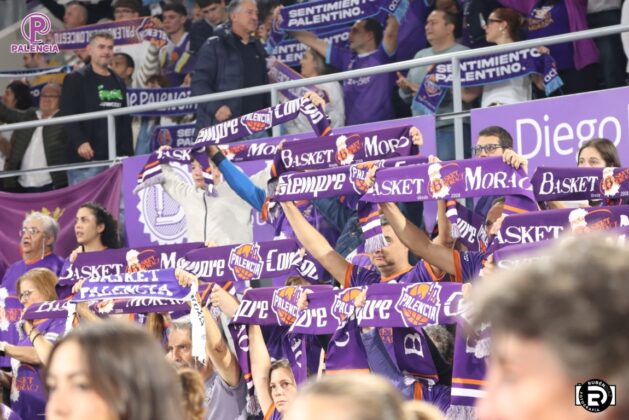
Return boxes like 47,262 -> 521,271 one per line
0,23 -> 627,180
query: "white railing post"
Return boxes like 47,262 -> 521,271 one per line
271,87 -> 280,137
451,56 -> 464,160
107,114 -> 117,161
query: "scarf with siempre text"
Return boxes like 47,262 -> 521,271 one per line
414,48 -> 563,114
531,166 -> 629,204
446,200 -> 489,251
273,155 -> 428,252
133,146 -> 214,196
194,96 -> 331,146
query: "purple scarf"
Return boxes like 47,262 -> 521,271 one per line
52,18 -> 168,50
270,125 -> 420,177
356,282 -> 464,329
133,147 -> 214,196
58,242 -> 204,286
184,239 -> 319,284
267,59 -> 328,101
532,166 -> 629,204
127,87 -> 196,117
268,0 -> 409,48
273,155 -> 428,252
414,48 -> 563,114
446,200 -> 488,251
493,205 -> 629,249
194,97 -> 330,146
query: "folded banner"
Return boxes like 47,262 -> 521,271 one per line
267,59 -> 326,101
150,123 -> 197,150
493,205 -> 629,249
531,166 -> 629,203
0,65 -> 72,78
231,285 -> 332,326
58,242 -> 204,286
268,0 -> 408,48
356,282 -> 464,329
269,26 -> 350,67
0,165 -> 122,266
126,87 -> 196,116
73,268 -> 192,301
271,125 -> 420,177
194,96 -> 331,146
447,201 -> 488,252
52,17 -> 168,50
133,147 -> 213,195
414,48 -> 563,114
184,239 -> 319,283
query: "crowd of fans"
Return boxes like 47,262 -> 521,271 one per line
0,1 -> 627,420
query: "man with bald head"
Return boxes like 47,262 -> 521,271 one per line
0,83 -> 67,191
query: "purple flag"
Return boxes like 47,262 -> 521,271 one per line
126,87 -> 196,116
356,283 -> 464,329
52,18 -> 168,50
0,166 -> 122,266
493,205 -> 629,249
532,166 -> 629,203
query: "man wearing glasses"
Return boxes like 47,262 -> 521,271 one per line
0,212 -> 63,370
472,125 -> 527,218
0,83 -> 67,192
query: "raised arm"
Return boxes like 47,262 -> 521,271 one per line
280,201 -> 349,284
382,15 -> 399,56
248,323 -> 273,415
379,202 -> 457,275
203,307 -> 240,386
290,31 -> 329,58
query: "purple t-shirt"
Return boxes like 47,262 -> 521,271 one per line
327,44 -> 395,126
453,250 -> 487,283
11,317 -> 65,420
0,254 -> 64,368
344,259 -> 454,288
524,1 -> 574,70
1,404 -> 21,420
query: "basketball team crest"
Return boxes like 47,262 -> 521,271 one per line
331,288 -> 362,326
334,134 -> 362,165
125,249 -> 160,272
395,283 -> 442,328
428,162 -> 462,199
228,243 -> 264,281
241,109 -> 272,134
271,286 -> 301,326
568,208 -> 615,234
600,167 -> 629,198
349,160 -> 383,194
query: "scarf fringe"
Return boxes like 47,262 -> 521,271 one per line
446,404 -> 477,420
64,303 -> 77,335
245,392 -> 261,415
364,233 -> 388,254
474,336 -> 491,359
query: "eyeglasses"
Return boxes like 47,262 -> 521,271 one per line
472,144 -> 504,156
18,289 -> 36,302
40,94 -> 60,99
482,17 -> 504,29
19,227 -> 41,237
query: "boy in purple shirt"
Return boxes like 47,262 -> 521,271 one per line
289,16 -> 399,126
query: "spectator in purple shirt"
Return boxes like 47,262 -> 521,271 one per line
288,15 -> 400,126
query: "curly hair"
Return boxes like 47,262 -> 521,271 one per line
178,368 -> 206,420
79,202 -> 120,249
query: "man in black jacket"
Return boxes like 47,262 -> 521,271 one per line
60,31 -> 133,185
191,0 -> 269,132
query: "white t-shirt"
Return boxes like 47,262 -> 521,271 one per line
481,76 -> 532,108
18,110 -> 53,188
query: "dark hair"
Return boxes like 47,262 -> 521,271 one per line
305,47 -> 336,76
491,7 -> 524,41
46,321 -> 184,420
477,125 -> 513,149
195,0 -> 223,7
79,202 -> 120,249
147,74 -> 171,87
363,18 -> 384,47
89,30 -> 114,43
163,3 -> 188,16
6,80 -> 33,110
577,138 -> 621,167
114,52 -> 135,69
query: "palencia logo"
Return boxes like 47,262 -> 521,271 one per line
575,379 -> 616,413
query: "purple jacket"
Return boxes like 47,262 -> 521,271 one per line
498,0 -> 599,70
